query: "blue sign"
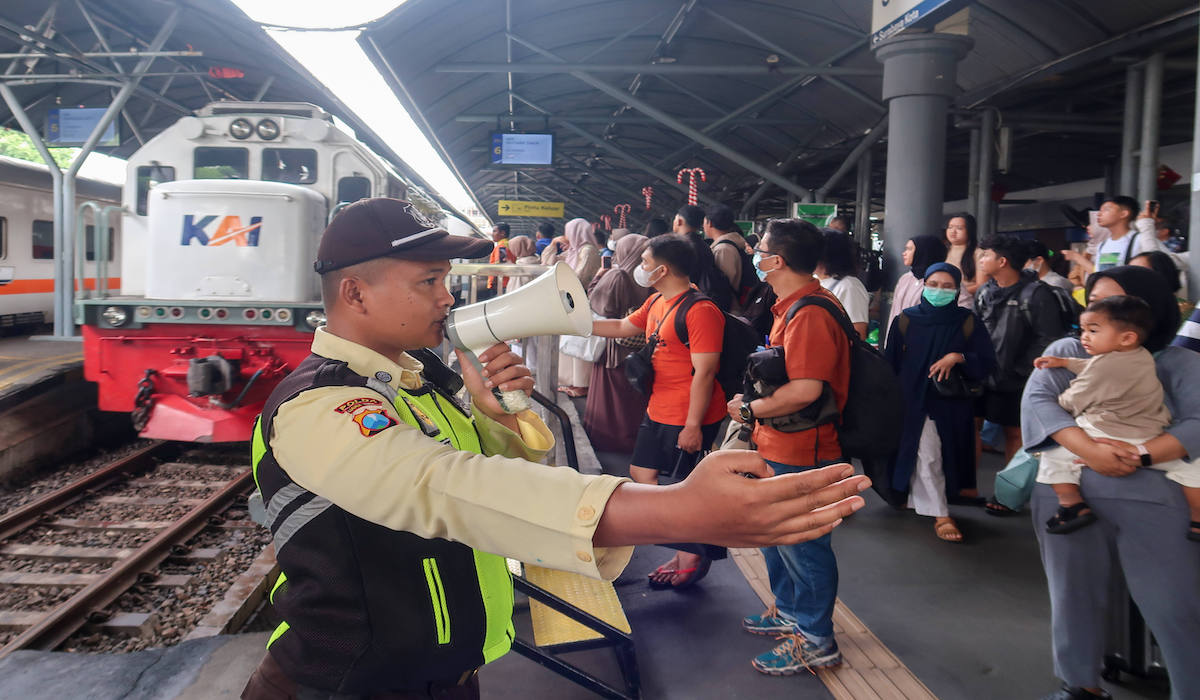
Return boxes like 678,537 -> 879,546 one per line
45,108 -> 119,147
871,0 -> 959,45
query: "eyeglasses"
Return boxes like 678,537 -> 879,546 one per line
752,248 -> 776,257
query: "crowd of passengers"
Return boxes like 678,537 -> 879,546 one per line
485,197 -> 1200,700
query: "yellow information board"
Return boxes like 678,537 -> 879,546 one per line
497,200 -> 565,218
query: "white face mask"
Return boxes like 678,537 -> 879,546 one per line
1026,260 -> 1042,274
633,264 -> 663,288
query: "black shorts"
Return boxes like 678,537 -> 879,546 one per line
976,390 -> 1023,427
631,416 -> 723,479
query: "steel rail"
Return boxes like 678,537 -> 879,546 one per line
0,441 -> 173,542
0,468 -> 254,658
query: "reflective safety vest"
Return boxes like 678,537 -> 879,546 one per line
251,354 -> 514,693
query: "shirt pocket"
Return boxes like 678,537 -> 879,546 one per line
422,557 -> 451,646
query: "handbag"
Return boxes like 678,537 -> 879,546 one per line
614,307 -> 647,350
992,449 -> 1039,512
931,365 -> 985,400
624,292 -> 692,397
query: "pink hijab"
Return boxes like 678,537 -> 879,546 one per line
507,235 -> 535,260
564,218 -> 599,267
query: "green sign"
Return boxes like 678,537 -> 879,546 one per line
792,203 -> 838,228
734,220 -> 754,236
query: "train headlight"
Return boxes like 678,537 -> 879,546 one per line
102,306 -> 128,327
305,310 -> 326,329
256,119 -> 280,140
229,118 -> 253,139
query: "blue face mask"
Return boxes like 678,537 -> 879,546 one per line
752,252 -> 772,282
922,286 -> 958,307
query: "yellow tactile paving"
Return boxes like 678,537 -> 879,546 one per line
729,548 -> 938,700
523,563 -> 631,647
0,351 -> 82,392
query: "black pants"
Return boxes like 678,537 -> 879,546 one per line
241,653 -> 480,700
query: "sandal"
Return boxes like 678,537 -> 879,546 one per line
935,519 -> 963,543
1189,521 -> 1200,542
669,556 -> 712,590
1045,502 -> 1097,534
556,385 -> 588,398
985,498 -> 1017,517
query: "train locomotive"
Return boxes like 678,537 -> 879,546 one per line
79,101 -> 441,442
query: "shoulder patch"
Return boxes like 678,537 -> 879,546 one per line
334,397 -> 397,437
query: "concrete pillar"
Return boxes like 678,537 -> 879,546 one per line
977,108 -> 996,239
1137,53 -> 1164,203
854,148 -> 873,249
966,127 -> 980,218
1119,65 -> 1143,196
874,33 -> 973,289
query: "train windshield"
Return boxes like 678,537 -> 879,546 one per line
263,149 -> 317,185
194,147 -> 249,180
136,165 -> 175,216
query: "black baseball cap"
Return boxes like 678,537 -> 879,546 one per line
314,198 -> 493,274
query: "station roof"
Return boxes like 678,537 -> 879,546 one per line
0,0 -> 462,217
360,0 -> 1198,232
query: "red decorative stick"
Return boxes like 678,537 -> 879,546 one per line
676,168 -> 706,205
642,186 -> 654,210
613,204 -> 631,229
601,214 -> 612,230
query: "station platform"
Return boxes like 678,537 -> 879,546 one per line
0,334 -> 84,414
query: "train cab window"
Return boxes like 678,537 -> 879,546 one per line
84,225 -> 116,261
263,149 -> 317,184
0,217 -> 6,259
32,220 -> 54,260
136,165 -> 175,216
336,176 -> 371,205
194,147 -> 249,180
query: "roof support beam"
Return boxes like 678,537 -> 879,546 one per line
815,115 -> 889,201
509,91 -> 716,206
454,114 -> 815,126
508,33 -> 812,201
435,63 -> 881,77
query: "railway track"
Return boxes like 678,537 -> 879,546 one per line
0,441 -> 268,658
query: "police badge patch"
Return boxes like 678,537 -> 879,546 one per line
335,397 -> 398,437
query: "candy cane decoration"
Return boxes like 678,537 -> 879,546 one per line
600,214 -> 611,230
613,204 -> 631,229
642,186 -> 654,210
677,168 -> 706,205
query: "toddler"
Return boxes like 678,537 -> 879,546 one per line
1033,295 -> 1200,540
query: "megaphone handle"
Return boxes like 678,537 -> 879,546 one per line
463,349 -> 531,414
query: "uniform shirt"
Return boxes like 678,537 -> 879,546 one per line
1057,348 -> 1172,441
753,280 -> 851,465
270,328 -> 633,579
627,290 -> 727,426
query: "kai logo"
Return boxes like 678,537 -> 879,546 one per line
181,215 -> 263,246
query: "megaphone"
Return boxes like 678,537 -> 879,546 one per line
445,262 -> 592,413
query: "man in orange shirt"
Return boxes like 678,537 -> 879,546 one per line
593,234 -> 727,589
727,218 -> 851,676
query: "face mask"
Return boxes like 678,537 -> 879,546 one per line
633,264 -> 662,288
752,252 -> 773,282
1025,260 -> 1042,273
922,287 -> 958,307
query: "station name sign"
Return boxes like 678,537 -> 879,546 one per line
871,0 -> 959,45
497,199 -> 564,218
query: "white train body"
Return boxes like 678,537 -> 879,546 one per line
0,155 -> 121,328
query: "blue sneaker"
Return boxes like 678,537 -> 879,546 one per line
752,634 -> 842,676
742,606 -> 798,636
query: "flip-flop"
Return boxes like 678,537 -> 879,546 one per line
985,499 -> 1017,516
647,564 -> 677,589
669,556 -> 712,590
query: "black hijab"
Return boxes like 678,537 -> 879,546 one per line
889,262 -> 974,410
1086,266 -> 1181,353
910,235 -> 947,280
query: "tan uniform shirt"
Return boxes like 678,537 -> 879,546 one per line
1058,347 -> 1172,440
270,328 -> 633,579
711,231 -> 746,292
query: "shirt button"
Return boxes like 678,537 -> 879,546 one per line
576,550 -> 593,563
375,371 -> 393,383
577,506 -> 595,521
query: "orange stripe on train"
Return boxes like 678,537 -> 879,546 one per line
0,278 -> 121,295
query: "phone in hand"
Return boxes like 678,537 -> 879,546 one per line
602,255 -> 613,269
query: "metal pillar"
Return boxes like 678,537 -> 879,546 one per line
966,127 -> 980,217
874,33 -> 973,291
1189,21 -> 1200,301
854,148 -> 873,249
1119,65 -> 1143,196
1137,53 -> 1165,203
977,109 -> 997,240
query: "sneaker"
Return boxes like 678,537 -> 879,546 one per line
752,634 -> 842,676
742,606 -> 798,636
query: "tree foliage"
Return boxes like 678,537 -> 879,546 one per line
0,128 -> 77,169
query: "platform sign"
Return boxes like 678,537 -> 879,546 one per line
792,203 -> 838,228
45,108 -> 119,147
871,0 -> 959,45
734,220 -> 754,236
497,200 -> 564,218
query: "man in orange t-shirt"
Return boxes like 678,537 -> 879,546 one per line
593,234 -> 726,589
727,218 -> 851,676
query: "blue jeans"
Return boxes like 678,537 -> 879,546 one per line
761,459 -> 839,646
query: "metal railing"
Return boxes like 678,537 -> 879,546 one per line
75,201 -> 123,317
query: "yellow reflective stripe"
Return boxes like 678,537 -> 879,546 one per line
269,571 -> 287,604
266,620 -> 290,649
250,416 -> 267,491
422,558 -> 451,645
474,549 -> 515,664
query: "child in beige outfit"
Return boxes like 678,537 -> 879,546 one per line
1034,295 -> 1200,539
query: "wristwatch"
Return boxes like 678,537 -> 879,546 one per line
739,400 -> 756,424
1136,443 -> 1153,467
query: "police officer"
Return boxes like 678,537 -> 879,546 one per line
242,198 -> 869,699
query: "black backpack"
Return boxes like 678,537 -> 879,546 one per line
673,293 -> 764,401
784,295 -> 904,460
1018,279 -> 1082,333
713,237 -> 775,334
685,232 -> 735,313
713,238 -> 759,302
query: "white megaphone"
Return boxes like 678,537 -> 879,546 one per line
445,262 -> 592,413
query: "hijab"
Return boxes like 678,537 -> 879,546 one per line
506,235 -> 535,260
589,233 -> 652,368
564,218 -> 599,267
910,235 -> 947,280
887,262 -> 974,412
1086,265 -> 1181,353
